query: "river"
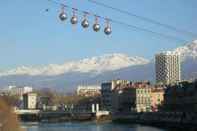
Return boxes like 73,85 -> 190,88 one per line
22,122 -> 173,131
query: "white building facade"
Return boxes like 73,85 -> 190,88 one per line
23,92 -> 37,109
155,51 -> 181,85
77,85 -> 101,97
0,86 -> 33,96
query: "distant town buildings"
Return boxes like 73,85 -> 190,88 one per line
77,85 -> 101,97
0,86 -> 33,96
155,51 -> 181,85
101,80 -> 131,111
111,81 -> 165,113
37,96 -> 51,110
23,92 -> 37,109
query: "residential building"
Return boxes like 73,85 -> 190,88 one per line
112,82 -> 152,113
77,85 -> 101,97
151,87 -> 164,112
135,87 -> 152,112
155,51 -> 181,85
162,80 -> 197,112
101,80 -> 131,111
23,92 -> 37,109
112,85 -> 133,113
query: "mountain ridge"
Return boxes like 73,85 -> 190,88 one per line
0,40 -> 197,91
173,40 -> 197,59
0,53 -> 149,76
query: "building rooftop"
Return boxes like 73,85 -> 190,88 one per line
155,51 -> 180,56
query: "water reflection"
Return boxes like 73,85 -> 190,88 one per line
23,122 -> 167,131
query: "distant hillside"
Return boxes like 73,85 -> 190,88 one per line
0,40 -> 197,92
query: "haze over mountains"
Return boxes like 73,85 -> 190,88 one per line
0,40 -> 197,92
0,54 -> 149,76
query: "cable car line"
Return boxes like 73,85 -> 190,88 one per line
86,0 -> 197,37
47,0 -> 191,42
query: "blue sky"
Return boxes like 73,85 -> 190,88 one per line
0,0 -> 197,70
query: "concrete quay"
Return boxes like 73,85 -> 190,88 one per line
15,109 -> 110,122
112,112 -> 197,129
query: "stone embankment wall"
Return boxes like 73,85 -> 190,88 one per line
112,112 -> 197,128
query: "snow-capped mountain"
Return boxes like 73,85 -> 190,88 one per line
173,40 -> 197,60
173,40 -> 197,79
0,40 -> 197,92
0,54 -> 149,76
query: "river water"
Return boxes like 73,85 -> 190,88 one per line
22,122 -> 171,131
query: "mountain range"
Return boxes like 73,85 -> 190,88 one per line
0,40 -> 197,92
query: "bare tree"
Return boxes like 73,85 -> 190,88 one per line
0,99 -> 22,131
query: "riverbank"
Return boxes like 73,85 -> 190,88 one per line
20,120 -> 197,131
112,112 -> 197,130
17,110 -> 197,130
17,111 -> 111,123
19,113 -> 94,123
21,122 -> 168,131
